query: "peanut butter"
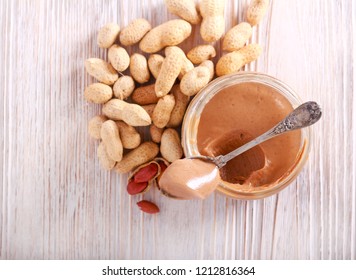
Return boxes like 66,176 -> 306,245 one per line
158,159 -> 220,199
197,82 -> 302,192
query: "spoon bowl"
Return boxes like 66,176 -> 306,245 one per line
201,129 -> 266,184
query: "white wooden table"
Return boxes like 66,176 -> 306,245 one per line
0,0 -> 355,260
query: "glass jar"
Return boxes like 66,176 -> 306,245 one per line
181,72 -> 310,200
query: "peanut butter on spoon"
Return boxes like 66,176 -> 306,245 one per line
158,101 -> 321,200
158,158 -> 220,199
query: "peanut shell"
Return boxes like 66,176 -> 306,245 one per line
115,142 -> 159,173
152,94 -> 176,128
121,104 -> 152,126
97,23 -> 120,48
139,19 -> 192,53
97,142 -> 116,170
100,120 -> 123,162
88,115 -> 108,140
142,104 -> 156,118
108,44 -> 130,72
132,84 -> 159,105
165,0 -> 201,24
85,58 -> 118,85
180,60 -> 214,96
247,0 -> 270,26
167,84 -> 190,127
150,124 -> 164,143
130,53 -> 150,84
116,121 -> 141,149
148,54 -> 164,79
216,44 -> 262,76
187,45 -> 216,64
102,99 -> 127,120
113,75 -> 135,100
84,83 -> 113,104
120,18 -> 152,46
223,22 -> 252,52
155,46 -> 185,97
160,128 -> 183,162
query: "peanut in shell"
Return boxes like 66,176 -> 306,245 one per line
115,142 -> 159,173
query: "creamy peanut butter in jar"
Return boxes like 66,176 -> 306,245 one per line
182,72 -> 310,199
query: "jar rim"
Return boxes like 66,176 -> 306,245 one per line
181,72 -> 311,200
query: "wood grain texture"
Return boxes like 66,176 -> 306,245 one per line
0,0 -> 355,260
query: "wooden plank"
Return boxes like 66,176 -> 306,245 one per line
0,0 -> 355,260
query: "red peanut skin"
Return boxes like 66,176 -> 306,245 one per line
134,163 -> 159,183
127,180 -> 148,195
137,200 -> 160,214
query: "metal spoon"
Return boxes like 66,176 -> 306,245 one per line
190,101 -> 322,168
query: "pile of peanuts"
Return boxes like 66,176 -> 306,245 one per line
85,0 -> 269,214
